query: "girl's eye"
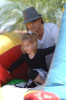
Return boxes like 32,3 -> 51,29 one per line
24,45 -> 29,47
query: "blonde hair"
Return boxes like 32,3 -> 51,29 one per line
21,32 -> 38,54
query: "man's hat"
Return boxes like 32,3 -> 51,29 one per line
23,7 -> 41,24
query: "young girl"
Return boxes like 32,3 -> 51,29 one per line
8,32 -> 55,88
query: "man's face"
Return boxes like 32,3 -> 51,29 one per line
26,18 -> 41,32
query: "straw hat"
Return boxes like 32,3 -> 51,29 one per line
23,7 -> 41,24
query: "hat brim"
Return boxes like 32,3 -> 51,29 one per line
23,14 -> 41,24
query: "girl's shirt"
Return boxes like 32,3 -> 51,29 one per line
8,46 -> 55,73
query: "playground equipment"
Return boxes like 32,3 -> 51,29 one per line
24,91 -> 60,100
44,4 -> 66,100
0,32 -> 28,86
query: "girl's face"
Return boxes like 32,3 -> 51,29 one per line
22,40 -> 35,54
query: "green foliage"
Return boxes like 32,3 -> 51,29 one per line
0,0 -> 66,32
0,1 -> 26,32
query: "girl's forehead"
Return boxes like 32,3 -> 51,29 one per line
22,40 -> 31,44
23,39 -> 29,42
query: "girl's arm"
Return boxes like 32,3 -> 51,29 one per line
8,55 -> 25,73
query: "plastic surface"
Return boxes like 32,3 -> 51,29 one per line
0,65 -> 12,85
7,79 -> 26,85
44,4 -> 66,100
0,33 -> 28,85
24,91 -> 60,100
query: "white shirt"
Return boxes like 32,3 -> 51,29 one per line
28,23 -> 59,67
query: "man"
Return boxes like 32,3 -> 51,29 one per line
22,7 -> 59,68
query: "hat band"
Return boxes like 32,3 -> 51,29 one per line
23,15 -> 41,24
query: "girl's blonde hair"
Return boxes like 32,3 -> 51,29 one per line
21,32 -> 38,54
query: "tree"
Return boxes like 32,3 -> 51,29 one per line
0,0 -> 66,32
